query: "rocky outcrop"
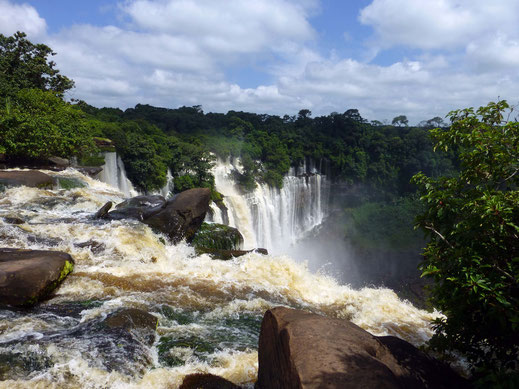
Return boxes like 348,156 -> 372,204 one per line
197,247 -> 268,260
103,308 -> 158,346
179,373 -> 241,389
94,201 -> 113,219
256,307 -> 468,389
0,248 -> 74,306
101,189 -> 211,243
0,170 -> 54,189
106,195 -> 166,221
192,222 -> 244,251
144,188 -> 211,243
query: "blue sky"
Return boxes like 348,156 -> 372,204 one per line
1,0 -> 518,123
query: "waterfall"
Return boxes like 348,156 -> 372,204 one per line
160,168 -> 174,198
0,167 -> 439,388
212,158 -> 329,253
97,151 -> 137,197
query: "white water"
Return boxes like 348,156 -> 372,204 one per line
97,152 -> 137,198
159,169 -> 174,199
211,159 -> 329,253
0,168 -> 442,388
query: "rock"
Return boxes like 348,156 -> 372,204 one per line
197,247 -> 268,260
180,373 -> 241,389
256,307 -> 468,389
77,166 -> 103,177
0,170 -> 54,189
93,137 -> 115,148
75,240 -> 105,254
94,201 -> 113,219
143,188 -> 211,243
2,216 -> 25,224
107,195 -> 166,221
47,156 -> 69,167
105,189 -> 211,243
0,248 -> 74,306
103,308 -> 158,346
192,222 -> 244,251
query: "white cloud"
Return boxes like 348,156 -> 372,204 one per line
121,0 -> 315,55
0,0 -> 517,124
359,0 -> 519,50
0,0 -> 46,37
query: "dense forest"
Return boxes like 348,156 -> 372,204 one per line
1,32 -> 517,385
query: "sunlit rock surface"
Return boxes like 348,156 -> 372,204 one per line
257,307 -> 467,389
0,248 -> 74,306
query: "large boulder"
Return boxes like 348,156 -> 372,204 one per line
144,188 -> 211,243
192,222 -> 244,251
0,170 -> 54,189
0,248 -> 74,306
107,195 -> 166,221
103,189 -> 211,243
256,307 -> 468,389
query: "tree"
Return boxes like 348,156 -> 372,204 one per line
0,32 -> 74,98
0,89 -> 94,160
412,101 -> 519,382
344,109 -> 366,123
392,115 -> 409,126
418,116 -> 445,129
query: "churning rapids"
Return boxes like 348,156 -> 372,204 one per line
0,167 -> 440,388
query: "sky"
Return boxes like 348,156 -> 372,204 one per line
1,0 -> 518,124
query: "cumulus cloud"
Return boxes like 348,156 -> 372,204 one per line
359,0 -> 519,50
0,0 -> 517,124
0,0 -> 46,37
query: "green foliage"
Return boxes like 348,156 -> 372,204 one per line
0,89 -> 95,160
0,32 -> 74,98
412,101 -> 519,377
191,222 -> 243,250
173,174 -> 196,192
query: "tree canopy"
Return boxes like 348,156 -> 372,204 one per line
413,101 -> 519,383
0,31 -> 74,98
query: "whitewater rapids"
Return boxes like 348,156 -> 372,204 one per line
0,168 -> 440,388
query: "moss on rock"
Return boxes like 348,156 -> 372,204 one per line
191,222 -> 243,251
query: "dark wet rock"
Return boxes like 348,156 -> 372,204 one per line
0,248 -> 74,307
2,216 -> 25,224
0,170 -> 54,189
180,373 -> 241,389
75,240 -> 105,254
25,234 -> 62,247
197,247 -> 268,260
105,189 -> 211,243
144,188 -> 211,243
103,308 -> 158,346
256,307 -> 468,389
0,349 -> 51,380
192,222 -> 244,251
107,195 -> 166,221
77,166 -> 103,177
48,156 -> 69,167
94,201 -> 113,219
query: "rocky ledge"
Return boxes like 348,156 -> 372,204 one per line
97,189 -> 211,243
0,170 -> 54,189
0,248 -> 74,306
256,307 -> 468,389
